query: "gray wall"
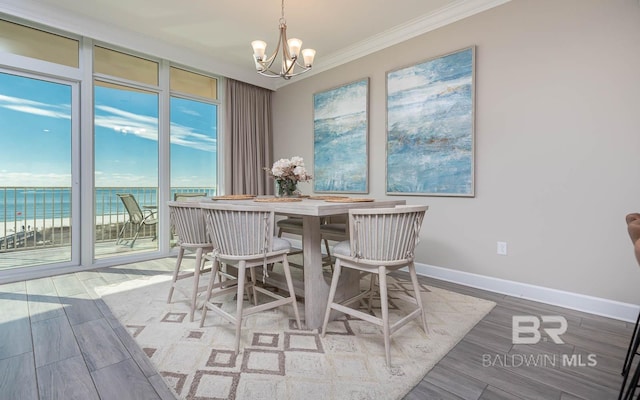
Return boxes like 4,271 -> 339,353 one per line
272,0 -> 640,305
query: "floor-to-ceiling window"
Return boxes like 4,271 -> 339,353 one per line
169,67 -> 218,202
0,17 -> 221,278
93,46 -> 160,258
0,20 -> 80,272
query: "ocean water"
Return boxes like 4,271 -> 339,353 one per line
1,187 -> 215,223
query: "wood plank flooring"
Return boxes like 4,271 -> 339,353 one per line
406,277 -> 631,400
0,257 -> 632,399
0,259 -> 177,400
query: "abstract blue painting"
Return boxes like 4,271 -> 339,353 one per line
386,47 -> 475,196
313,78 -> 369,193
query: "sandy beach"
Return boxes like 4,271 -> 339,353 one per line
0,214 -> 129,238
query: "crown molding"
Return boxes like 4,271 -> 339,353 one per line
1,0 -> 510,91
274,0 -> 512,89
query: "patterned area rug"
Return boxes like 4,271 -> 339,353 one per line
95,263 -> 495,400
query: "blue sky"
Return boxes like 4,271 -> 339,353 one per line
0,72 -> 217,188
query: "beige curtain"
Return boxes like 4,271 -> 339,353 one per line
224,79 -> 273,195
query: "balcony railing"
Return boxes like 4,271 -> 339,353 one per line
0,186 -> 215,253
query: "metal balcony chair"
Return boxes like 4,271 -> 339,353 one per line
116,193 -> 157,247
321,205 -> 429,367
199,202 -> 302,354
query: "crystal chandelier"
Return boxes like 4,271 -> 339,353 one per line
251,0 -> 316,80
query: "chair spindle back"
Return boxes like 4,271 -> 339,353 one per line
168,202 -> 209,247
349,205 -> 428,262
201,203 -> 274,257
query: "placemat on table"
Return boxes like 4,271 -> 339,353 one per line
325,198 -> 374,203
212,194 -> 256,200
308,195 -> 350,200
253,197 -> 303,203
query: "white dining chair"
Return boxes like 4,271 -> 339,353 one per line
321,205 -> 429,367
167,201 -> 213,322
199,202 -> 302,354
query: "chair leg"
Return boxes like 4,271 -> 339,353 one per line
167,247 -> 185,303
618,314 -> 640,400
249,267 -> 258,306
622,357 -> 640,400
116,221 -> 130,245
234,262 -> 247,354
243,267 -> 253,305
368,273 -> 376,314
620,310 -> 640,399
270,229 -> 284,273
281,256 -> 302,329
200,258 -> 220,328
321,259 -> 342,337
323,239 -> 333,269
379,267 -> 391,367
623,310 -> 640,375
130,224 -> 142,248
408,263 -> 429,334
189,247 -> 204,322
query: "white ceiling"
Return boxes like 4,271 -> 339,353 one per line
0,0 -> 509,89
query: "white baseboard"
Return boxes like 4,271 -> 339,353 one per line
285,237 -> 638,322
413,262 -> 639,323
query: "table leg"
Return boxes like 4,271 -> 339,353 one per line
301,215 -> 359,330
301,215 -> 325,329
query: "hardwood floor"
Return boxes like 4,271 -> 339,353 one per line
0,259 -> 176,400
0,257 -> 631,399
406,278 -> 630,400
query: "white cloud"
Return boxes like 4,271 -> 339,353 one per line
170,123 -> 216,152
0,94 -> 71,119
0,171 -> 71,187
3,105 -> 70,119
94,105 -> 216,152
179,107 -> 201,117
94,171 -> 156,187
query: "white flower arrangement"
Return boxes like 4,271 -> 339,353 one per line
265,157 -> 312,196
267,157 -> 312,183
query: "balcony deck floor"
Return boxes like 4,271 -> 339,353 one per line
0,238 -> 159,271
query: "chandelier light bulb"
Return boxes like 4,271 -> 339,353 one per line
287,38 -> 302,58
301,48 -> 316,67
251,40 -> 267,61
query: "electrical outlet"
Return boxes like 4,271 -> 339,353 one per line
497,241 -> 507,255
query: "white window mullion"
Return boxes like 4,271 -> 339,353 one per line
158,59 -> 171,255
79,37 -> 94,267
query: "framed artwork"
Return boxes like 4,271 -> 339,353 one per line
313,78 -> 369,193
386,46 -> 475,197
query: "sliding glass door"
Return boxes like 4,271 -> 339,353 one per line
0,71 -> 78,270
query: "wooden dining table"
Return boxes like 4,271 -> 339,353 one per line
209,196 -> 405,329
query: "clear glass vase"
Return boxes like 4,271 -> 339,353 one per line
276,179 -> 298,197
